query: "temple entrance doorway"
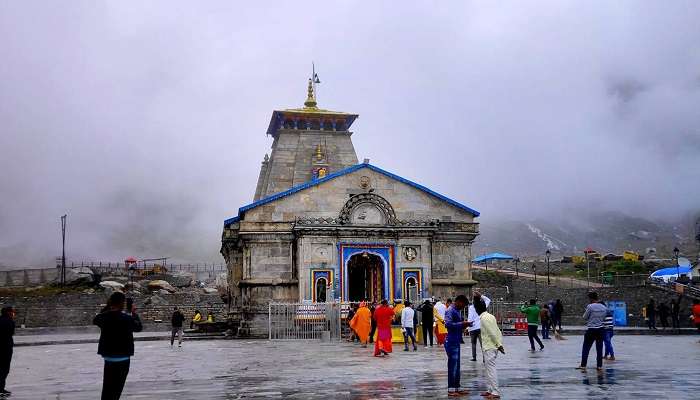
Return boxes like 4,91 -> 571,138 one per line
347,252 -> 384,302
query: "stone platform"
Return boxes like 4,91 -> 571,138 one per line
5,335 -> 699,399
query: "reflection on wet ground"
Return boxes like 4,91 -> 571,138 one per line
7,335 -> 699,399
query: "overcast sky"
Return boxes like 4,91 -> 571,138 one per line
1,1 -> 699,266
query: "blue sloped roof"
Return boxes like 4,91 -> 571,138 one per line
650,266 -> 692,277
473,252 -> 514,263
223,162 -> 480,226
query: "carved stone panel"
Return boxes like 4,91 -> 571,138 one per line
338,193 -> 397,225
403,246 -> 418,262
351,203 -> 385,225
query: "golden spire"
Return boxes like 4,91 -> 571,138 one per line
315,143 -> 324,161
304,78 -> 317,108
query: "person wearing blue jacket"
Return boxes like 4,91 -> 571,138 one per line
444,295 -> 472,397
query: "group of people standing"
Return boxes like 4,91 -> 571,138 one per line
348,293 -> 505,398
644,297 -> 682,331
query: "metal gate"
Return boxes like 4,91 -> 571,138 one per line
268,302 -> 348,340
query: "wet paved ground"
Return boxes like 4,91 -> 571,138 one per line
6,335 -> 699,399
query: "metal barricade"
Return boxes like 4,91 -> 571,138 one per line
491,301 -> 528,335
268,302 -> 347,341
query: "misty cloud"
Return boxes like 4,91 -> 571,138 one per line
1,1 -> 699,266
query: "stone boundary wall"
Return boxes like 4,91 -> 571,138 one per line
0,268 -> 61,287
0,292 -> 227,329
473,271 -> 695,327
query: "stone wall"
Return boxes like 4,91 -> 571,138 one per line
0,268 -> 60,287
0,291 -> 226,329
473,271 -> 695,327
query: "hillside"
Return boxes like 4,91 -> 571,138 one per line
474,211 -> 699,259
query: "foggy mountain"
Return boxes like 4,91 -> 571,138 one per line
475,211 -> 699,260
1,2 -> 700,268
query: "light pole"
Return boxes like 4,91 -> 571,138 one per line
545,249 -> 551,286
515,257 -> 519,278
586,251 -> 591,288
673,247 -> 680,282
532,263 -> 538,300
60,214 -> 67,286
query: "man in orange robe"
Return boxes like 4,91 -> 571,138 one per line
373,299 -> 395,357
350,302 -> 372,347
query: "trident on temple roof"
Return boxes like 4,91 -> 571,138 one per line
304,62 -> 321,108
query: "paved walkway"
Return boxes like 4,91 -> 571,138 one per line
5,335 -> 699,399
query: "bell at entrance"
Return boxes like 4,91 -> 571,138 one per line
347,252 -> 384,302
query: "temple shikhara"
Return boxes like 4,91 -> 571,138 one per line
221,78 -> 480,334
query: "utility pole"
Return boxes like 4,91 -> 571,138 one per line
60,214 -> 67,286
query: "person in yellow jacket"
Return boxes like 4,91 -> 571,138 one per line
190,310 -> 202,329
206,312 -> 215,323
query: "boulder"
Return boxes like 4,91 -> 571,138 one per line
158,289 -> 171,295
147,280 -> 176,293
101,276 -> 129,284
124,281 -> 142,291
100,280 -> 125,290
61,267 -> 95,285
202,287 -> 218,294
144,294 -> 169,306
147,273 -> 193,288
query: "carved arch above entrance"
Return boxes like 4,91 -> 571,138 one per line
338,193 -> 397,225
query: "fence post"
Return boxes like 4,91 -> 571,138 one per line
268,302 -> 272,340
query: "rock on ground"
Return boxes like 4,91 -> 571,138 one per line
99,281 -> 125,290
147,280 -> 176,293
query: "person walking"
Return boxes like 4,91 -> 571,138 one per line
670,298 -> 681,333
349,301 -> 371,347
577,292 -> 607,371
539,304 -> 551,340
645,299 -> 657,330
373,300 -> 394,357
0,306 -> 16,397
602,305 -> 615,361
520,299 -> 544,351
553,299 -> 564,331
467,291 -> 491,361
190,309 -> 202,329
94,292 -> 143,400
401,302 -> 417,351
657,302 -> 670,330
444,295 -> 471,397
417,299 -> 434,347
475,299 -> 504,399
170,307 -> 185,347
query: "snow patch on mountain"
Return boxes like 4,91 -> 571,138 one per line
526,223 -> 568,251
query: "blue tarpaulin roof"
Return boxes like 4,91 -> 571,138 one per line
650,266 -> 692,277
473,252 -> 514,263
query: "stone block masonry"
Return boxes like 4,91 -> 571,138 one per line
0,291 -> 226,329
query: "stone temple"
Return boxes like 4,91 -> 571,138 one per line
221,79 -> 480,334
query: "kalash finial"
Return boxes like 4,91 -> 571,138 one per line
304,78 -> 317,108
315,143 -> 324,161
